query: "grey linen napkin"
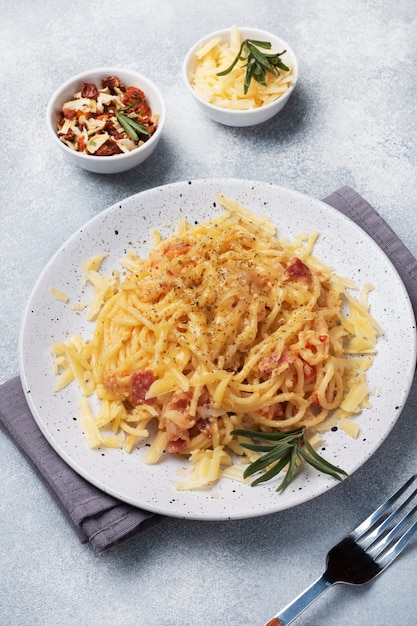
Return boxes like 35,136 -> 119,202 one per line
1,186 -> 416,551
323,186 -> 417,319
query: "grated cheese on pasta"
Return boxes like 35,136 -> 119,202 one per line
50,195 -> 381,490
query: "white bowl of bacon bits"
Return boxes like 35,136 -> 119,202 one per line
183,26 -> 298,127
46,67 -> 166,174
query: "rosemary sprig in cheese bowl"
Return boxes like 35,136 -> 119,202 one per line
183,26 -> 298,126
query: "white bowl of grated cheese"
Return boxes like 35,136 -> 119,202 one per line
46,67 -> 166,174
183,26 -> 298,127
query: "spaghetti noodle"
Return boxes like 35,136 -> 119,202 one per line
51,195 -> 381,490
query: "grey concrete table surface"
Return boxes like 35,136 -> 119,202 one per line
1,1 -> 417,624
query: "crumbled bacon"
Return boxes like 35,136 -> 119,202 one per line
102,369 -> 155,405
60,128 -> 76,142
95,139 -> 122,156
62,108 -> 77,120
165,414 -> 191,454
166,437 -> 188,454
196,417 -> 212,438
130,370 -> 155,404
310,390 -> 321,406
258,348 -> 296,375
101,75 -> 126,92
167,390 -> 191,413
164,391 -> 215,452
81,82 -> 99,99
256,402 -> 286,421
284,257 -> 312,282
122,86 -> 151,117
302,361 -> 316,380
163,241 -> 193,260
78,136 -> 86,152
102,372 -> 130,397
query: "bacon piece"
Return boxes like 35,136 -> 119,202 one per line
258,348 -> 296,375
166,436 -> 188,454
102,372 -> 130,397
95,139 -> 122,156
313,315 -> 329,343
165,391 -> 202,453
196,417 -> 212,437
163,240 -> 192,260
60,128 -> 76,142
61,108 -> 77,120
167,390 -> 191,413
130,370 -> 155,404
105,122 -> 124,139
102,369 -> 155,404
122,87 -> 152,120
310,390 -> 321,406
78,136 -> 86,152
81,82 -> 99,99
270,403 -> 285,419
256,402 -> 285,421
123,86 -> 146,103
101,75 -> 126,92
284,257 -> 312,282
302,361 -> 316,380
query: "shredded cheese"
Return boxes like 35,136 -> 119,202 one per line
49,286 -> 69,303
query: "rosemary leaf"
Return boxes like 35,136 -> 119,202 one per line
269,54 -> 290,72
237,442 -> 281,453
301,434 -> 348,479
120,100 -> 139,111
276,446 -> 299,492
232,428 -> 302,441
216,42 -> 246,76
242,444 -> 292,477
250,453 -> 292,486
246,42 -> 279,77
297,445 -> 345,481
246,39 -> 273,50
124,116 -> 151,136
115,111 -> 151,141
116,111 -> 139,141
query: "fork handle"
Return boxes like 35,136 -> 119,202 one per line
264,575 -> 331,625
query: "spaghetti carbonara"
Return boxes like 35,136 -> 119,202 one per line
51,195 -> 381,490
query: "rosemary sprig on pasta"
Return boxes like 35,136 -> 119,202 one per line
231,427 -> 348,491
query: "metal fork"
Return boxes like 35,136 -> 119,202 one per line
264,474 -> 417,626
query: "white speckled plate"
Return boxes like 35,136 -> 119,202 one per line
19,179 -> 416,520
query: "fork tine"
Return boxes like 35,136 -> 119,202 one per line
350,474 -> 417,541
358,488 -> 417,550
367,498 -> 417,557
375,517 -> 417,570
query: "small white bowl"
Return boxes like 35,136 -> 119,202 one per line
46,67 -> 166,174
183,27 -> 298,127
